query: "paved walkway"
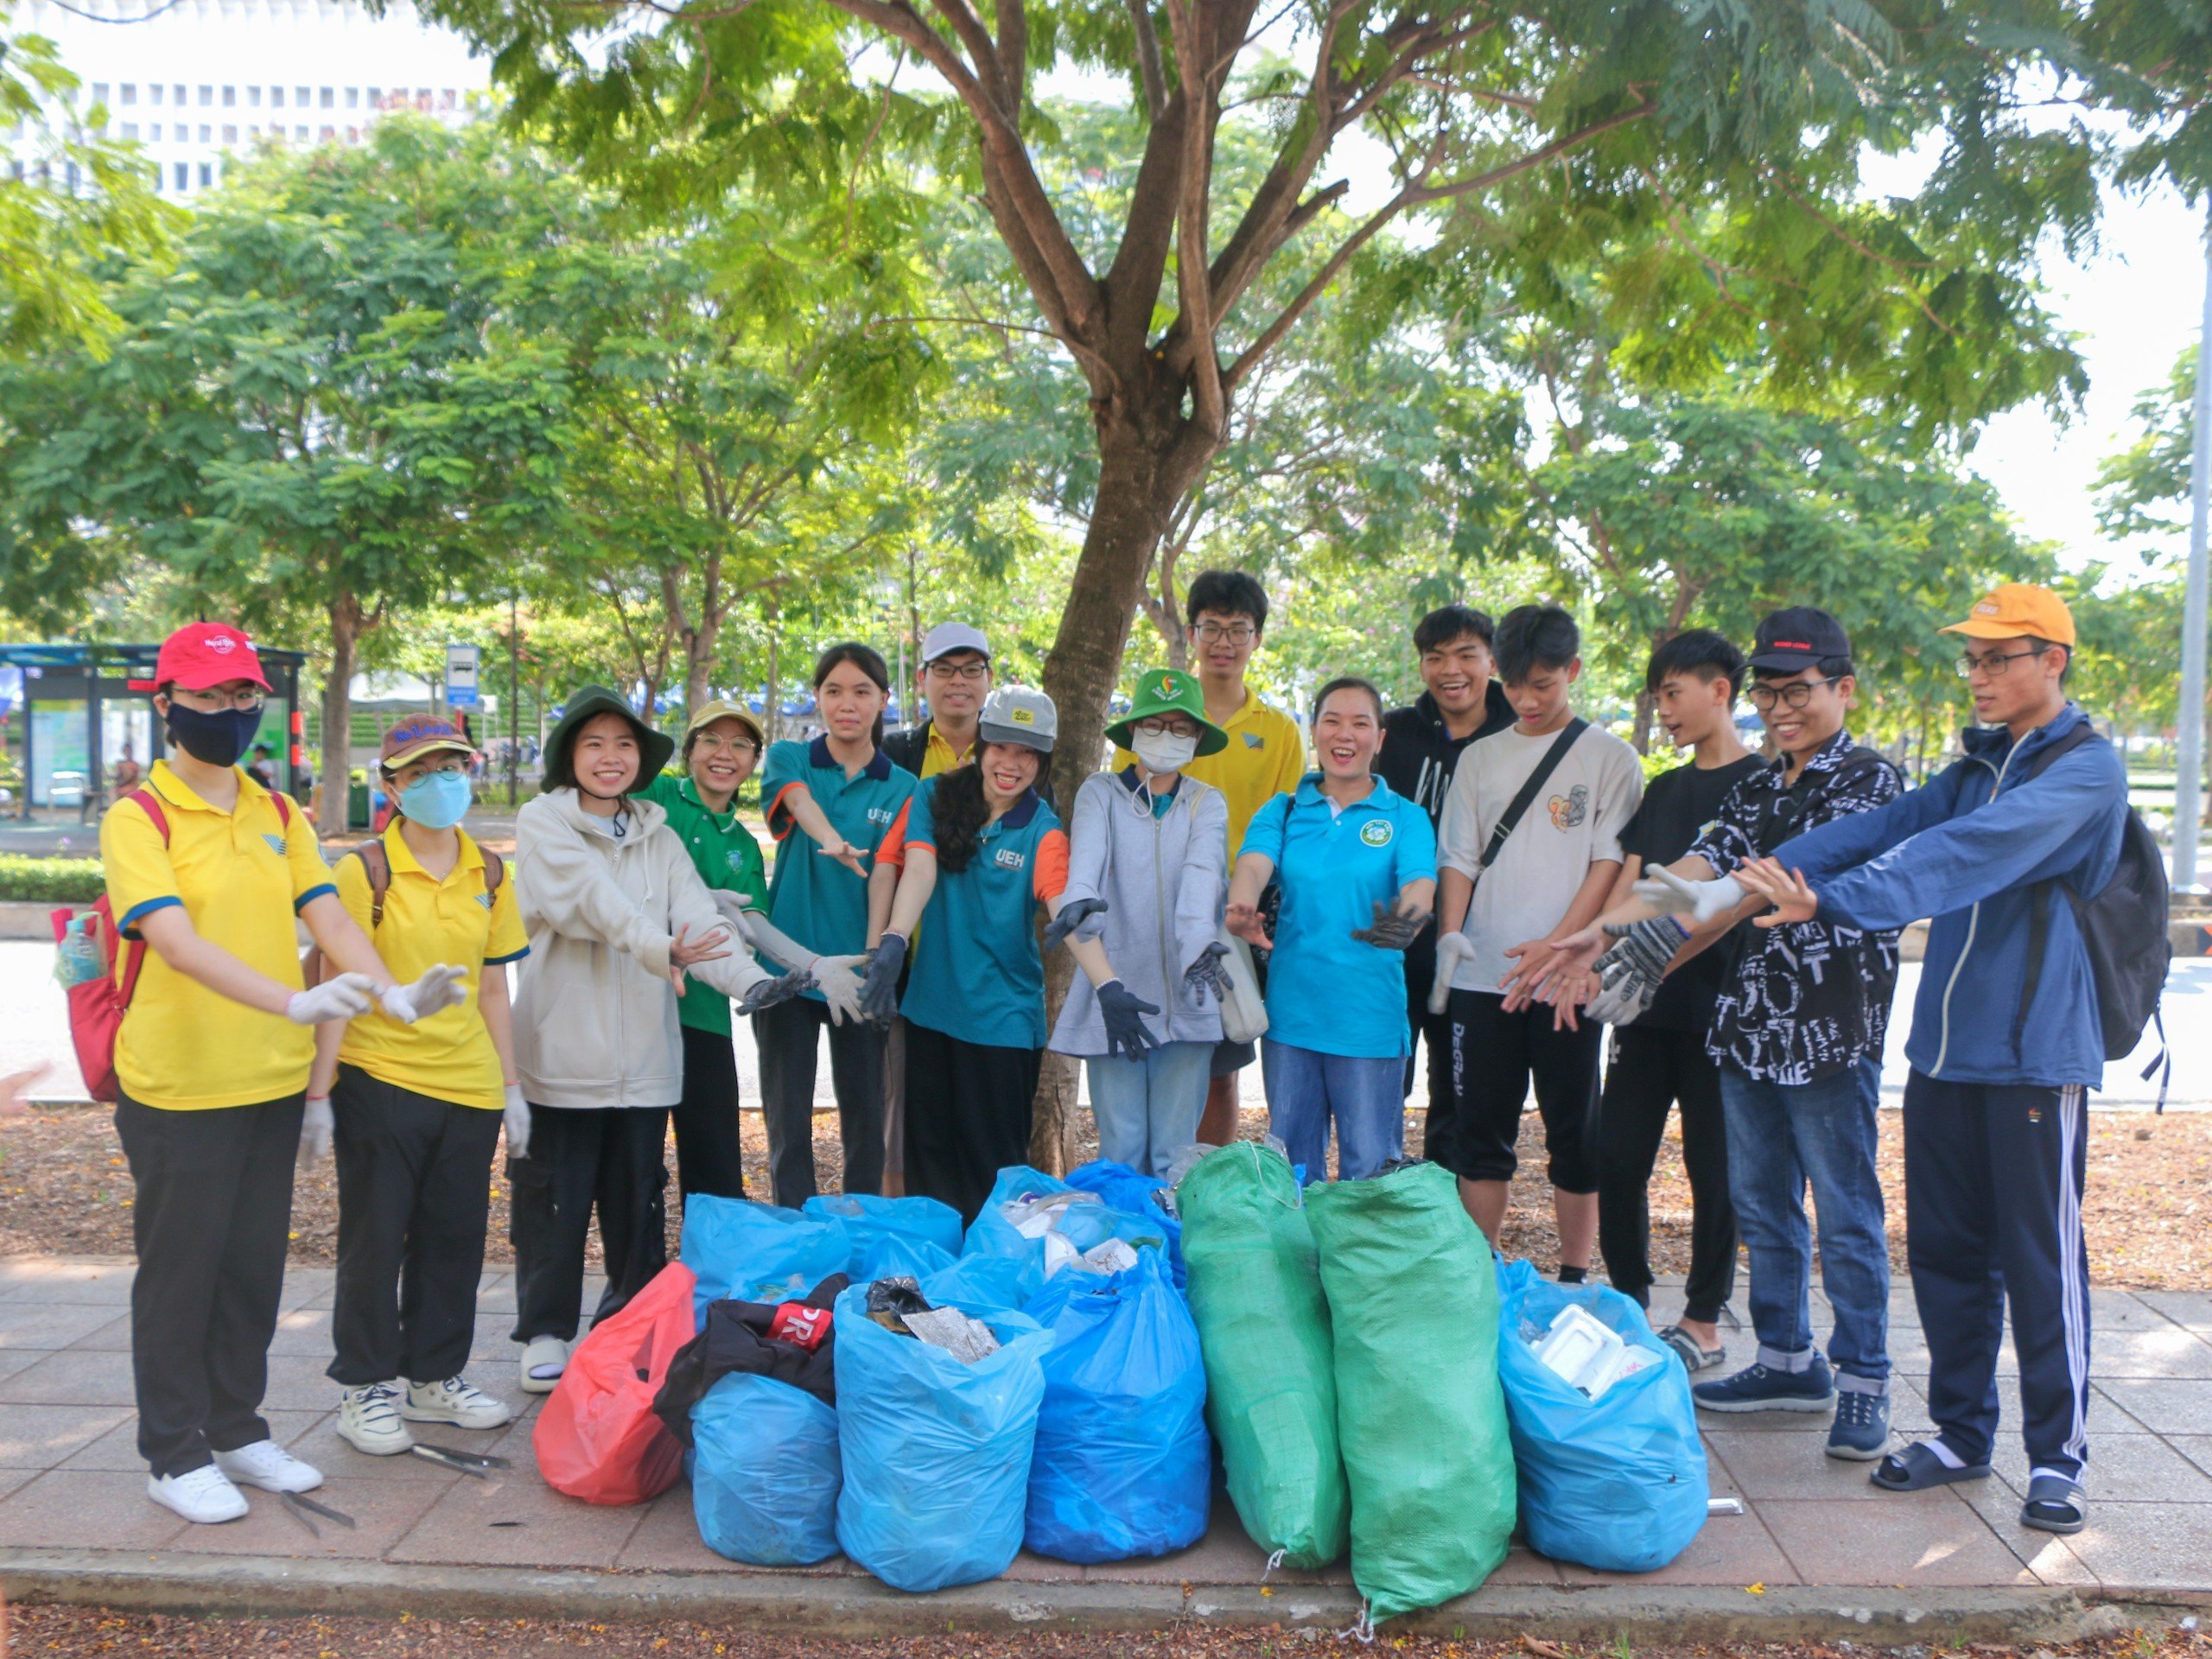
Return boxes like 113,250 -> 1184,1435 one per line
3,1255 -> 2209,1632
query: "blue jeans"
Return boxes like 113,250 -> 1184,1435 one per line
1261,1039 -> 1406,1183
1086,1042 -> 1213,1179
1719,1057 -> 1891,1389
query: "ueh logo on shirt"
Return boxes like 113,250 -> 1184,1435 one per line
867,805 -> 897,825
1359,819 -> 1393,847
995,847 -> 1027,870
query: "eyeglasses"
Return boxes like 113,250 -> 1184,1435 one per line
1192,622 -> 1256,645
1955,648 -> 2045,679
926,660 -> 989,682
397,758 -> 468,785
168,685 -> 266,713
1133,718 -> 1198,738
1746,678 -> 1840,711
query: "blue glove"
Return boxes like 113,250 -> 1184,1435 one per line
735,967 -> 815,1019
1184,942 -> 1233,1003
1044,897 -> 1107,953
860,933 -> 907,1025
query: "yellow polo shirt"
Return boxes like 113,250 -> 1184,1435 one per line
923,723 -> 976,779
1112,686 -> 1307,855
333,823 -> 528,1111
100,760 -> 338,1111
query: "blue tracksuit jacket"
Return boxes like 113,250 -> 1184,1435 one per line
1768,702 -> 2127,1090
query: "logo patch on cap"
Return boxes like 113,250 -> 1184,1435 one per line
1010,707 -> 1034,724
207,633 -> 237,653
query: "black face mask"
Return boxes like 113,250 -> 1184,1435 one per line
165,702 -> 264,769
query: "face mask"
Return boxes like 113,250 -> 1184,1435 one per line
165,702 -> 263,769
1133,731 -> 1198,774
398,769 -> 472,830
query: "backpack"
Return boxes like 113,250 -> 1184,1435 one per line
54,786 -> 291,1103
300,836 -> 505,986
2012,724 -> 2169,1092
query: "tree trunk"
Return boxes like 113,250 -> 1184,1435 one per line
317,594 -> 362,834
683,620 -> 716,720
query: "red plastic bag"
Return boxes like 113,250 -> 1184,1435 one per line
535,1262 -> 698,1505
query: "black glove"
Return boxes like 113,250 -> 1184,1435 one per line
1585,916 -> 1682,1024
1043,896 -> 1107,953
1184,942 -> 1234,1004
1096,978 -> 1162,1058
859,933 -> 907,1025
734,967 -> 815,1019
1350,899 -> 1431,951
1605,914 -> 1686,981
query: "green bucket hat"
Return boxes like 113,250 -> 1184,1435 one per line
542,684 -> 676,793
1104,667 -> 1229,758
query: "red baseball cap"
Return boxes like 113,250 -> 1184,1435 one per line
154,622 -> 271,692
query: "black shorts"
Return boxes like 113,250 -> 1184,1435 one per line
1442,988 -> 1602,1192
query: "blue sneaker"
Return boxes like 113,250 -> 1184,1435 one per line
1826,1387 -> 1891,1460
1693,1355 -> 1837,1414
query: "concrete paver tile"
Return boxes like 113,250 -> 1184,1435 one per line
278,1268 -> 338,1313
1990,1427 -> 2212,1501
1953,1478 -> 2100,1587
1081,1507 -> 1347,1587
158,1477 -> 452,1561
0,1300 -> 130,1351
1554,1507 -> 1799,1587
260,1354 -> 357,1412
264,1307 -> 337,1357
0,1265 -> 137,1306
0,1346 -> 136,1407
2091,1325 -> 2212,1379
1758,1495 -> 2040,1586
63,1312 -> 133,1351
0,1347 -> 49,1384
0,1403 -> 134,1467
386,1466 -> 650,1569
613,1484 -> 843,1578
0,1467 -> 40,1503
57,1410 -> 322,1475
1479,1546 -> 1565,1586
0,1469 -> 187,1551
1704,1430 -> 1958,1502
2139,1291 -> 2212,1336
2090,1289 -> 2179,1332
2050,1501 -> 2212,1592
991,1549 -> 1084,1583
2094,1377 -> 2212,1435
279,1412 -> 465,1485
2167,1434 -> 2212,1478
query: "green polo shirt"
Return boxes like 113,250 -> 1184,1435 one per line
639,772 -> 769,1036
761,736 -> 918,1006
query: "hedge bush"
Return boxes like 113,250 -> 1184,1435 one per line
0,855 -> 106,904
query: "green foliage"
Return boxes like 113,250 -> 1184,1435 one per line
2096,346 -> 2196,543
0,855 -> 105,903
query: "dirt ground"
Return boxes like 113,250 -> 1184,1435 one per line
1,1100 -> 2205,1288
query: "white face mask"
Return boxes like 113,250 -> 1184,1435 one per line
1133,730 -> 1199,774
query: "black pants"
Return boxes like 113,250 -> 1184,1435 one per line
672,1025 -> 747,1201
903,1021 -> 1040,1226
1597,1024 -> 1737,1324
1904,1071 -> 2093,1481
753,995 -> 885,1207
1443,989 -> 1602,1192
508,1105 -> 671,1344
114,1090 -> 303,1478
327,1065 -> 503,1388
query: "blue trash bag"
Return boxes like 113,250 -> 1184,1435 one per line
1494,1258 -> 1708,1573
1065,1160 -> 1185,1289
833,1267 -> 1052,1592
855,1229 -> 958,1283
690,1371 -> 842,1567
1021,1247 -> 1211,1563
963,1166 -> 1173,1290
804,1193 -> 963,1274
680,1195 -> 851,1327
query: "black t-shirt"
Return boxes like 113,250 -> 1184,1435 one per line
1618,754 -> 1765,1031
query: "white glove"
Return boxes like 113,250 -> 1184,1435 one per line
503,1084 -> 532,1161
1631,868 -> 1745,929
378,963 -> 468,1026
298,1095 -> 333,1169
709,889 -> 753,928
286,973 -> 377,1025
811,953 -> 868,1027
1428,931 -> 1478,1016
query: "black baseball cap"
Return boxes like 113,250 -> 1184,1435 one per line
1748,607 -> 1851,672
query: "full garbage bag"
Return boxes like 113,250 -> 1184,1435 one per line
534,1261 -> 696,1506
1065,1160 -> 1185,1288
1495,1258 -> 1707,1572
833,1266 -> 1052,1592
1306,1162 -> 1515,1623
690,1372 -> 842,1566
805,1193 -> 964,1275
963,1166 -> 1173,1298
1022,1247 -> 1211,1563
1174,1141 -> 1346,1570
680,1194 -> 851,1327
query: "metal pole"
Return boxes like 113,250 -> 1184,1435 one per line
2176,199 -> 2212,893
507,592 -> 520,808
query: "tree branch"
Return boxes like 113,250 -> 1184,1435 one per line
1162,0 -> 1224,441
1124,0 -> 1168,121
995,0 -> 1028,127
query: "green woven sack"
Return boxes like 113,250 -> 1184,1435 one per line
1306,1161 -> 1516,1624
1177,1141 -> 1348,1570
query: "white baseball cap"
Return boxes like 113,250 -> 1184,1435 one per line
919,621 -> 990,664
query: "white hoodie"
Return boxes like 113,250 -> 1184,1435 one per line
513,786 -> 772,1110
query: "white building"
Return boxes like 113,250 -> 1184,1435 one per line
5,0 -> 491,198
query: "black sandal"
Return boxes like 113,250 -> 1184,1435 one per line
2021,1473 -> 2087,1535
1870,1440 -> 1992,1492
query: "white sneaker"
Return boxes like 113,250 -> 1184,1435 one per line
519,1336 -> 569,1395
148,1465 -> 250,1524
337,1381 -> 415,1456
212,1438 -> 324,1494
404,1374 -> 514,1430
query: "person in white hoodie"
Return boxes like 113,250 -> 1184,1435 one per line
508,686 -> 810,1393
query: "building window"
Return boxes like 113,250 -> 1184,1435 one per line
119,83 -> 137,105
318,124 -> 334,140
316,86 -> 331,107
222,124 -> 237,143
247,86 -> 260,107
366,86 -> 381,107
345,86 -> 359,108
173,161 -> 188,190
149,84 -> 163,105
296,124 -> 308,141
197,86 -> 212,106
92,82 -> 110,105
270,86 -> 283,109
222,86 -> 235,107
121,122 -> 138,140
200,124 -> 212,142
440,88 -> 456,110
199,162 -> 213,188
296,86 -> 310,107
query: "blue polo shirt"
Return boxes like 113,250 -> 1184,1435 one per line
1242,775 -> 1438,1059
882,778 -> 1070,1050
762,737 -> 917,1002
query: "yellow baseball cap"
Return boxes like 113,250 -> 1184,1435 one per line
683,698 -> 766,749
1940,583 -> 2075,647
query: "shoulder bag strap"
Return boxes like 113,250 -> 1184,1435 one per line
2012,721 -> 2101,1046
1479,717 -> 1588,872
115,788 -> 170,1007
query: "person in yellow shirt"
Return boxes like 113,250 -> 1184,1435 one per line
303,715 -> 529,1459
1110,571 -> 1306,1145
99,624 -> 466,1528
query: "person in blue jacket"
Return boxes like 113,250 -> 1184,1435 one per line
1731,585 -> 2127,1538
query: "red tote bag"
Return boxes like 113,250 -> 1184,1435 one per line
535,1261 -> 698,1505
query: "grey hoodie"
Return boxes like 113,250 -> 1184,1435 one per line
1048,767 -> 1227,1057
512,787 -> 771,1110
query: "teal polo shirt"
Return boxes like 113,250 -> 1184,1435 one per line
1242,775 -> 1438,1059
762,737 -> 917,1004
889,778 -> 1070,1050
639,772 -> 769,1037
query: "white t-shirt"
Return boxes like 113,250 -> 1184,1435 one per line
1436,721 -> 1643,995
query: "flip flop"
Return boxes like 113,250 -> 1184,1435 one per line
1656,1325 -> 1726,1373
519,1336 -> 569,1395
2021,1473 -> 2087,1535
1870,1440 -> 1992,1492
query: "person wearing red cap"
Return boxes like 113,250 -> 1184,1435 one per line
99,623 -> 472,1527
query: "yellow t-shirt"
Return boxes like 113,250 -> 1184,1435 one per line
100,760 -> 337,1111
333,823 -> 528,1110
922,724 -> 975,779
1113,686 -> 1307,855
